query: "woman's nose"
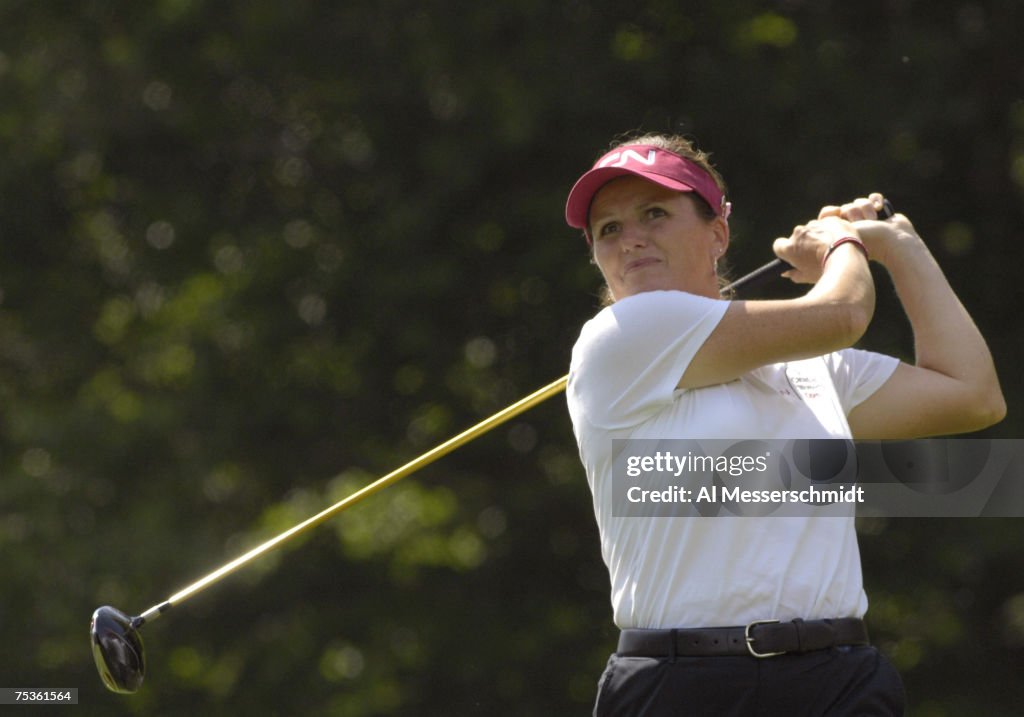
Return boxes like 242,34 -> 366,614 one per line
619,223 -> 648,249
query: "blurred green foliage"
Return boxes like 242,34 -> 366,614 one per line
1,1 -> 1022,714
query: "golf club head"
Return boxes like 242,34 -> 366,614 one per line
90,606 -> 145,694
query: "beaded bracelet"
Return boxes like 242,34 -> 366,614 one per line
821,236 -> 869,268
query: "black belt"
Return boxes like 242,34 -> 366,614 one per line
617,618 -> 869,659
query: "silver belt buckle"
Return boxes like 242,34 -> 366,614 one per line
745,619 -> 785,658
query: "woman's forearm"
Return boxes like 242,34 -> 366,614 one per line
880,229 -> 1005,423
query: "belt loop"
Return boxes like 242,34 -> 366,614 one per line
793,618 -> 805,652
669,629 -> 678,663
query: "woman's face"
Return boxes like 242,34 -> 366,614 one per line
589,176 -> 729,301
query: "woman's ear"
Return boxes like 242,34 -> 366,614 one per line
710,215 -> 730,258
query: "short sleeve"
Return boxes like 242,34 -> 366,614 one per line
568,290 -> 729,430
824,348 -> 901,414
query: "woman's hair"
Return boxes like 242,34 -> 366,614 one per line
591,133 -> 732,305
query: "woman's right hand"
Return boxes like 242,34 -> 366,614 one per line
772,216 -> 862,284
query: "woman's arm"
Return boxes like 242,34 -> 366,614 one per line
679,217 -> 875,389
842,212 -> 1004,437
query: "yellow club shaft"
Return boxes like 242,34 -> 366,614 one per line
137,374 -> 569,625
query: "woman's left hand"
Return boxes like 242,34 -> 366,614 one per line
818,193 -> 922,268
818,193 -> 885,222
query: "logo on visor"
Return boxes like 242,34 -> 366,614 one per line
597,149 -> 657,169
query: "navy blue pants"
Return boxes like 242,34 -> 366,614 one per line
593,645 -> 905,716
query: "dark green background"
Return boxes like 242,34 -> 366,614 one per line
1,2 -> 1021,714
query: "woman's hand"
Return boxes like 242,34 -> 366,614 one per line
818,193 -> 884,222
817,192 -> 923,268
772,216 -> 862,284
817,193 -> 1007,438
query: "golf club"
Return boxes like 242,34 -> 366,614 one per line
91,200 -> 895,693
91,373 -> 568,694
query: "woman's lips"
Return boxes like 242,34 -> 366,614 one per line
624,257 -> 661,274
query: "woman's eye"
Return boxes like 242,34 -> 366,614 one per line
598,222 -> 619,237
646,207 -> 667,219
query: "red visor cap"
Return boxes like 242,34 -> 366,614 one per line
564,145 -> 730,239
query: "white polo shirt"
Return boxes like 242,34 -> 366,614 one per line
567,290 -> 899,629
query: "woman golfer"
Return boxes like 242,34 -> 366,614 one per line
564,133 -> 1005,716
